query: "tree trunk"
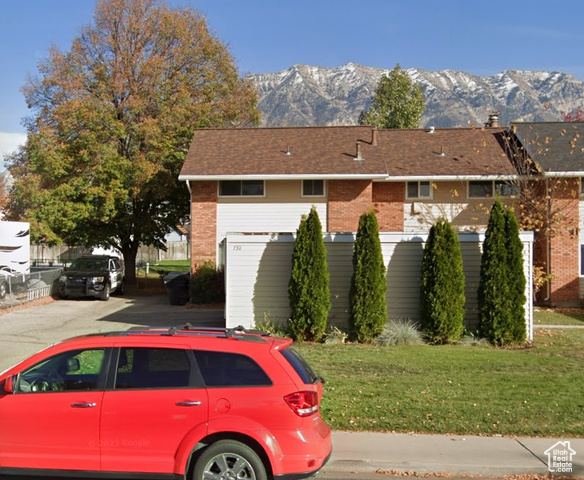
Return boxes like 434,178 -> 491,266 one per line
121,242 -> 139,285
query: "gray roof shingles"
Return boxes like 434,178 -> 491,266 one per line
512,122 -> 584,173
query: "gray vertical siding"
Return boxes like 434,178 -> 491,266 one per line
225,232 -> 534,340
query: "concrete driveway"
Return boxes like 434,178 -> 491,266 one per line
0,294 -> 224,372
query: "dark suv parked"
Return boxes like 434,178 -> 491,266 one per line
58,255 -> 124,301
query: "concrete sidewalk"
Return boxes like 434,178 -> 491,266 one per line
323,431 -> 584,477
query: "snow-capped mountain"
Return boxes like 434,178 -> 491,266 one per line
249,63 -> 584,127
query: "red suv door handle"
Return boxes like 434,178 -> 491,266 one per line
71,402 -> 97,408
175,401 -> 202,407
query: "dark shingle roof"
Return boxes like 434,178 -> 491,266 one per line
179,125 -> 516,180
180,126 -> 386,178
377,128 -> 515,177
512,122 -> 584,173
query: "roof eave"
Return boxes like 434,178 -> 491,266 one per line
381,174 -> 520,181
541,170 -> 584,177
179,173 -> 389,181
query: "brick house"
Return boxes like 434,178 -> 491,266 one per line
179,122 -> 584,308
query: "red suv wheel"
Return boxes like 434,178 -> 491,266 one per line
193,440 -> 267,480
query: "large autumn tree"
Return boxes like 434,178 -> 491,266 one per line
7,0 -> 259,282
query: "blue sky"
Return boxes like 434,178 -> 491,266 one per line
1,0 -> 583,161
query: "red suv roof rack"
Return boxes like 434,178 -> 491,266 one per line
122,324 -> 272,340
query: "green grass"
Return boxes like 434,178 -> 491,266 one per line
136,259 -> 191,279
152,259 -> 191,272
297,328 -> 584,437
534,308 -> 584,326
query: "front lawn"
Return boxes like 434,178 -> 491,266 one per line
133,259 -> 191,293
297,328 -> 584,437
534,308 -> 584,326
148,259 -> 191,274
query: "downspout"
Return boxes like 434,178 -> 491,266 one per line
186,180 -> 193,272
544,178 -> 551,302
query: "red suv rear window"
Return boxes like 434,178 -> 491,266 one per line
194,350 -> 272,387
280,347 -> 321,384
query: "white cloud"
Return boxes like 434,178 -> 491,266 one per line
0,131 -> 27,168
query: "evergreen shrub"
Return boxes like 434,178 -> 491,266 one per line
420,219 -> 465,343
288,207 -> 331,341
349,210 -> 387,342
504,207 -> 527,344
190,262 -> 225,304
478,199 -> 527,345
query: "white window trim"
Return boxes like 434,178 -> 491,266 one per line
301,179 -> 326,198
405,180 -> 433,200
218,180 -> 266,198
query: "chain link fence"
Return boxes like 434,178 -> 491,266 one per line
0,267 -> 63,310
1,242 -> 189,311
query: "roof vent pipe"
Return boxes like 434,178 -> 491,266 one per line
428,126 -> 435,134
371,128 -> 378,146
354,142 -> 363,161
487,111 -> 500,128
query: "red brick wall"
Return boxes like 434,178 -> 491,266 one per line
190,181 -> 217,271
547,178 -> 580,305
327,180 -> 373,232
372,183 -> 405,231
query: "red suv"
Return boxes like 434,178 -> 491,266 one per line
0,325 -> 332,479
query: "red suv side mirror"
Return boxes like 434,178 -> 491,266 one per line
2,375 -> 15,394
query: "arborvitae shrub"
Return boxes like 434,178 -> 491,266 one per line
478,199 -> 508,344
349,211 -> 387,343
288,207 -> 331,341
420,219 -> 465,344
478,199 -> 526,345
504,207 -> 527,344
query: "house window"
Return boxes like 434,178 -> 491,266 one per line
406,181 -> 432,199
219,180 -> 264,197
581,245 -> 584,276
468,180 -> 518,198
581,178 -> 584,196
302,180 -> 325,197
495,181 -> 519,197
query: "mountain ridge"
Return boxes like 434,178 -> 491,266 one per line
248,63 -> 584,128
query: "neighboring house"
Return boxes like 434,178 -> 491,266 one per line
178,121 -> 583,314
166,224 -> 189,242
507,122 -> 584,305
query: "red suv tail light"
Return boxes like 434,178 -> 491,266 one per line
284,391 -> 319,417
